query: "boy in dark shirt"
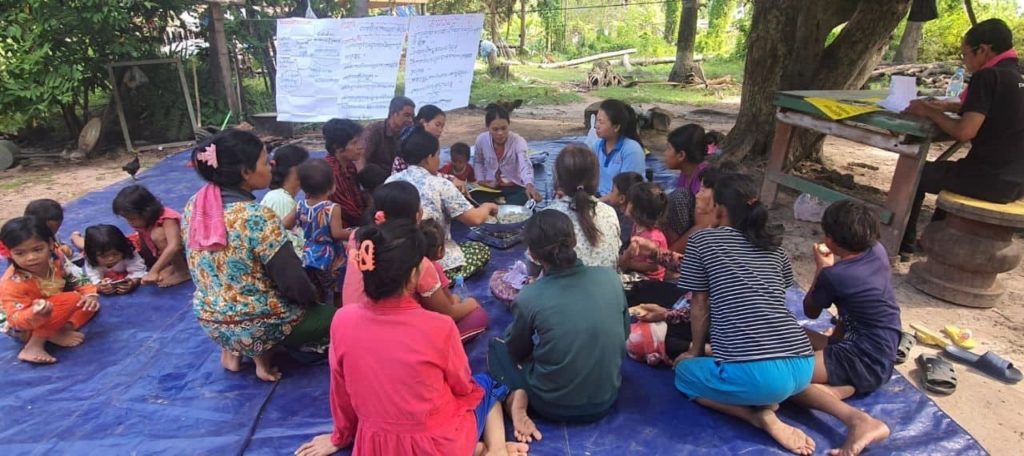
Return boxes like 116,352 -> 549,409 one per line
792,200 -> 898,455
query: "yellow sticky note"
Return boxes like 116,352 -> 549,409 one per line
805,97 -> 882,120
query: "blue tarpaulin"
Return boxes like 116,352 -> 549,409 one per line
0,140 -> 986,455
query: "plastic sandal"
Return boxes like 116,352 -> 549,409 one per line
942,325 -> 977,350
916,354 -> 957,395
910,323 -> 945,348
896,331 -> 915,365
943,346 -> 1023,384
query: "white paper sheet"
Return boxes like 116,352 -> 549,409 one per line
878,75 -> 918,113
404,14 -> 485,111
275,17 -> 408,121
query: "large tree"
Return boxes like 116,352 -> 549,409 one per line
722,0 -> 913,163
668,0 -> 700,83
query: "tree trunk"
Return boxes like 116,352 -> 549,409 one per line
893,21 -> 923,64
723,0 -> 912,163
964,0 -> 977,26
664,0 -> 679,43
487,0 -> 501,42
668,0 -> 699,83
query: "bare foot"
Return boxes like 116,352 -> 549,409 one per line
18,336 -> 56,364
221,349 -> 243,372
829,414 -> 890,456
507,389 -> 542,443
755,409 -> 816,455
254,353 -> 282,382
157,269 -> 192,288
49,328 -> 86,347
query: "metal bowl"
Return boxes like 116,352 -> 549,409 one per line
481,204 -> 533,232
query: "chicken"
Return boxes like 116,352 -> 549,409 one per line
122,155 -> 140,180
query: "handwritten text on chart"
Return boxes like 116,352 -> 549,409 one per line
275,16 -> 408,121
403,14 -> 484,112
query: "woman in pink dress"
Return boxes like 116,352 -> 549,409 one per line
294,220 -> 527,456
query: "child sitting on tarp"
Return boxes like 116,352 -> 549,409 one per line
421,218 -> 488,342
790,199 -> 898,454
1,216 -> 100,364
602,171 -> 643,251
82,224 -> 147,295
112,185 -> 191,287
440,142 -> 476,183
25,199 -> 78,262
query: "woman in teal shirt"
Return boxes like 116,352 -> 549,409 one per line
488,210 -> 629,443
593,99 -> 646,196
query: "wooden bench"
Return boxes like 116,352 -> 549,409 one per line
908,191 -> 1024,308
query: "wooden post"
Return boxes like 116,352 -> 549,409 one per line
209,2 -> 241,115
882,141 -> 930,256
759,120 -> 794,207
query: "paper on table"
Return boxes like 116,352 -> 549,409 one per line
804,97 -> 881,120
878,75 -> 918,112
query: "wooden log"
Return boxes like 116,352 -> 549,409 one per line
540,48 -> 637,69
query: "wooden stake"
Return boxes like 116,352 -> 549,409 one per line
209,2 -> 241,115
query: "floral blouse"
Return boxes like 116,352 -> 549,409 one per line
182,197 -> 304,355
544,196 -> 621,269
386,165 -> 473,271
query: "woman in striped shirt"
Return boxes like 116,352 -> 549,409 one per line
675,173 -> 817,455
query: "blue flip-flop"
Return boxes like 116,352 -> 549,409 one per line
943,345 -> 1023,384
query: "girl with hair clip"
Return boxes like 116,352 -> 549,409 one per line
340,181 -> 490,341
295,220 -> 526,456
471,104 -> 542,204
182,129 -> 335,382
593,99 -> 646,196
540,144 -> 620,269
489,210 -> 629,443
643,173 -> 818,455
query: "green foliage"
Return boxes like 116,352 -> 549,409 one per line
538,0 -> 567,52
697,0 -> 739,56
561,3 -> 676,59
0,0 -> 188,135
909,0 -> 1024,62
664,0 -> 680,43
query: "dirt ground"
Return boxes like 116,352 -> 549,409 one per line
1,94 -> 1021,454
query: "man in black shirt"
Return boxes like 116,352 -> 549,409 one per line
902,18 -> 1023,255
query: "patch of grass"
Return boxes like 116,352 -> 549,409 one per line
0,177 -> 35,191
515,66 -> 587,84
470,74 -> 582,106
592,85 -> 739,106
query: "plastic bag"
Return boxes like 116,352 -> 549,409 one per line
585,114 -> 599,150
793,193 -> 828,223
626,322 -> 668,366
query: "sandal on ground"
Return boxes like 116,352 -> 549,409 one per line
942,325 -> 977,350
896,331 -> 915,365
910,323 -> 945,348
916,354 -> 957,395
942,346 -> 1023,385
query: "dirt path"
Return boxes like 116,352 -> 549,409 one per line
0,95 -> 1020,454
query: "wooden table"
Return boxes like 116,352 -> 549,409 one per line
760,90 -> 953,256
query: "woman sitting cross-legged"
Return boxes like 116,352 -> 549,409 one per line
294,220 -> 527,456
488,210 -> 629,443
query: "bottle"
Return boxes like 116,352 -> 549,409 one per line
454,274 -> 467,300
946,68 -> 965,98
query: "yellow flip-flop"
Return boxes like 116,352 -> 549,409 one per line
942,325 -> 977,350
910,323 -> 946,348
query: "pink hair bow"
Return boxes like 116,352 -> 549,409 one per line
196,144 -> 218,169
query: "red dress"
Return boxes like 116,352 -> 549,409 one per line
328,294 -> 483,455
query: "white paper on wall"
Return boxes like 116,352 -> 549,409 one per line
404,14 -> 484,112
